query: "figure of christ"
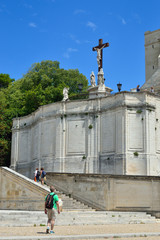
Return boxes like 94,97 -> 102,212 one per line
92,39 -> 109,72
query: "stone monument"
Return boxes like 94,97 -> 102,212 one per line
88,39 -> 113,99
92,39 -> 109,72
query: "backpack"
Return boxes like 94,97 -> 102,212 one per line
37,171 -> 40,177
42,170 -> 46,178
46,193 -> 55,209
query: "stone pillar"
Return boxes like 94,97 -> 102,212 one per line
10,118 -> 20,170
55,115 -> 62,172
38,120 -> 42,171
158,54 -> 160,68
147,108 -> 156,175
56,102 -> 66,172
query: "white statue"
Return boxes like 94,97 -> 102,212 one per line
62,87 -> 69,101
97,49 -> 101,67
94,45 -> 106,68
98,68 -> 105,87
90,71 -> 96,87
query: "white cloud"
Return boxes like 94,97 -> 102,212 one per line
121,18 -> 126,25
68,34 -> 81,44
68,48 -> 78,53
32,13 -> 38,17
63,48 -> 78,59
24,3 -> 32,9
75,39 -> 81,44
29,22 -> 37,28
0,4 -> 10,14
87,21 -> 97,31
118,15 -> 127,25
74,9 -> 86,15
84,40 -> 92,44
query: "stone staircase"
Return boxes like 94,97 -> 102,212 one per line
58,194 -> 94,211
34,182 -> 94,211
0,167 -> 94,212
0,168 -> 158,227
0,210 -> 157,227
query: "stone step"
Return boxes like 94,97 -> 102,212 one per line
0,210 -> 157,227
62,203 -> 93,208
32,180 -> 94,211
0,210 -> 154,217
0,215 -> 154,222
0,219 -> 156,227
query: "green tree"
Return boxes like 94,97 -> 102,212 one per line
20,60 -> 88,92
2,80 -> 26,119
0,105 -> 11,166
20,60 -> 60,91
0,60 -> 89,166
19,60 -> 88,115
55,68 -> 88,93
0,73 -> 14,88
24,84 -> 45,115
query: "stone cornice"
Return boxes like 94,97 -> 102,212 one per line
12,91 -> 158,131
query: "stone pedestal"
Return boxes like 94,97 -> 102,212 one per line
88,68 -> 113,99
88,86 -> 113,99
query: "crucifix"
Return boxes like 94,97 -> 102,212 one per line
92,39 -> 109,72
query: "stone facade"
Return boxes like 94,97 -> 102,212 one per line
145,29 -> 160,82
11,91 -> 160,178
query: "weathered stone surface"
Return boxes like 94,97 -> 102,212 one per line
142,29 -> 160,91
47,172 -> 160,217
2,167 -> 160,217
0,167 -> 48,210
11,91 -> 160,178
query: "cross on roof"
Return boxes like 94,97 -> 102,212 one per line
92,39 -> 109,72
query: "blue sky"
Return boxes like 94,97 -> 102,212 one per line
0,0 -> 160,92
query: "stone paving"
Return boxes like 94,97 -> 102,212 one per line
1,223 -> 160,239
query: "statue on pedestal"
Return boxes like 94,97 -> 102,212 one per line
90,71 -> 96,87
62,87 -> 69,101
98,68 -> 105,91
98,68 -> 105,85
88,38 -> 113,98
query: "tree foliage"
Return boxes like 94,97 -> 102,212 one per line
0,60 -> 89,166
0,105 -> 11,166
0,73 -> 14,88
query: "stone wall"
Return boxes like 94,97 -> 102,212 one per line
2,167 -> 160,217
145,29 -> 160,82
0,167 -> 49,210
11,91 -> 160,178
47,172 -> 160,217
